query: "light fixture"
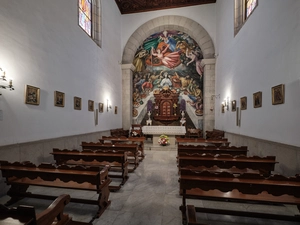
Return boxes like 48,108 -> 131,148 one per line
107,99 -> 112,111
211,94 -> 220,100
221,101 -> 225,113
0,67 -> 14,91
226,97 -> 229,110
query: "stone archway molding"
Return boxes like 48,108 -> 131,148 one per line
122,15 -> 215,63
121,15 -> 216,134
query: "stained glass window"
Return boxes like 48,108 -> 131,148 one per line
79,0 -> 92,36
246,0 -> 258,18
234,0 -> 258,36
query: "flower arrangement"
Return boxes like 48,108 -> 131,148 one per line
158,134 -> 170,146
131,131 -> 139,137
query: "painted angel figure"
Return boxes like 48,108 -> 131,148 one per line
186,49 -> 204,78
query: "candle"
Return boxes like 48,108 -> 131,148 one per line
9,80 -> 12,86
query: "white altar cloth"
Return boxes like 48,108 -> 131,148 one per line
142,126 -> 186,146
142,126 -> 186,135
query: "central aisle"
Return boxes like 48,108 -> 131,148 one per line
93,149 -> 181,225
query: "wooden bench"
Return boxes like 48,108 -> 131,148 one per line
205,129 -> 225,139
110,128 -> 129,137
180,165 -> 260,176
0,161 -> 111,219
177,153 -> 278,175
81,142 -> 139,171
179,170 -> 300,223
0,194 -> 91,225
176,137 -> 230,147
185,128 -> 203,138
99,136 -> 145,160
51,148 -> 129,191
178,144 -> 248,156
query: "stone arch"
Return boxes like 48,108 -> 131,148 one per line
122,15 -> 215,64
121,15 -> 216,134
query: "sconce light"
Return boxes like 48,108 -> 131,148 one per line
221,101 -> 225,113
211,94 -> 220,100
0,67 -> 14,91
107,99 -> 112,111
224,97 -> 229,110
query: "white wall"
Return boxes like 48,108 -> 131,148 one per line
120,4 -> 217,52
215,0 -> 300,147
0,0 -> 122,146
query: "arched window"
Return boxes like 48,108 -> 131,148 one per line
234,0 -> 258,36
78,0 -> 102,47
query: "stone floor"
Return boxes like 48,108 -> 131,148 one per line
0,148 -> 299,225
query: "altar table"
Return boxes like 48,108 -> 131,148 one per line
142,126 -> 186,146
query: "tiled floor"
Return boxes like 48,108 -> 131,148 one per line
1,149 -> 300,225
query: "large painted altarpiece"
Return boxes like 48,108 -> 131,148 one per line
132,30 -> 204,128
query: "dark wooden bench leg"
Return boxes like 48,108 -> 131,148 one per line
96,183 -> 111,218
121,164 -> 129,185
5,184 -> 30,206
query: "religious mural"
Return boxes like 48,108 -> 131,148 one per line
132,30 -> 204,121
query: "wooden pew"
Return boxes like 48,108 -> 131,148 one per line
81,142 -> 139,171
0,194 -> 91,225
110,128 -> 129,138
205,129 -> 225,139
179,170 -> 300,223
177,153 -> 278,175
0,161 -> 111,219
178,144 -> 248,156
185,128 -> 203,138
51,148 -> 129,191
180,165 -> 260,175
99,136 -> 145,160
176,137 -> 230,147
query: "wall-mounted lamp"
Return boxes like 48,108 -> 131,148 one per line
211,94 -> 220,100
0,67 -> 14,91
107,99 -> 112,111
221,101 -> 225,113
224,97 -> 229,110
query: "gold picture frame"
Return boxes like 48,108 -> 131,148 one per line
99,103 -> 104,113
88,100 -> 94,111
240,96 -> 247,110
253,91 -> 262,108
115,106 -> 118,114
74,97 -> 81,110
25,85 -> 40,105
231,100 -> 236,112
272,84 -> 285,105
54,91 -> 65,107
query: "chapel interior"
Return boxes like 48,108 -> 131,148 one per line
0,0 -> 300,225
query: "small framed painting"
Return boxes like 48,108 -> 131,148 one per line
74,97 -> 81,110
272,84 -> 285,105
54,91 -> 65,107
115,106 -> 118,114
25,85 -> 40,105
253,91 -> 262,108
99,103 -> 104,113
240,96 -> 247,110
88,100 -> 94,111
231,100 -> 236,112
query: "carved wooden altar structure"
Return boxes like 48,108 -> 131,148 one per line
153,87 -> 180,124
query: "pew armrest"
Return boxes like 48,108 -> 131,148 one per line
36,194 -> 71,225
